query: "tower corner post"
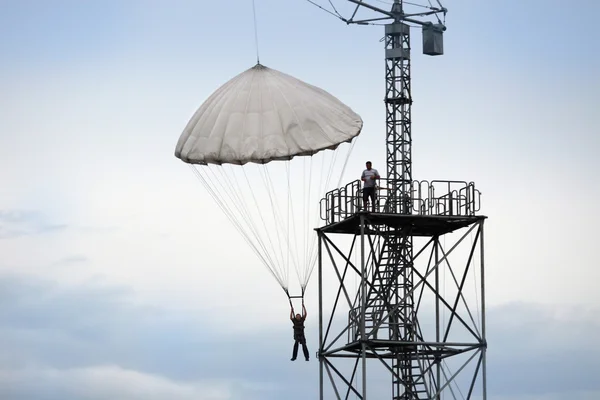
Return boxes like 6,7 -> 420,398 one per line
318,231 -> 324,400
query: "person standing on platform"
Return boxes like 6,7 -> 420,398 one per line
361,161 -> 380,211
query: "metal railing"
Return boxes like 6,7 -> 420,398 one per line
320,179 -> 481,225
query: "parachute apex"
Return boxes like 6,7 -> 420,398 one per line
175,63 -> 363,166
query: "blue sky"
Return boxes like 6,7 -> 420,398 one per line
1,0 -> 599,399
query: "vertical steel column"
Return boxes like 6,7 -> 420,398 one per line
360,215 -> 368,399
479,221 -> 487,400
385,18 -> 417,399
318,232 -> 324,400
384,20 -> 412,214
434,236 -> 441,399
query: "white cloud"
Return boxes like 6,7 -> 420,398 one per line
0,210 -> 67,239
0,272 -> 598,400
0,365 -> 232,400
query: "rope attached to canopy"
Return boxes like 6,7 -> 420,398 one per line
189,140 -> 356,297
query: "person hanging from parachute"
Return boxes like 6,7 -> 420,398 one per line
174,62 -> 362,362
289,297 -> 309,361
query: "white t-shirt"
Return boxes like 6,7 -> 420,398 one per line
361,168 -> 379,188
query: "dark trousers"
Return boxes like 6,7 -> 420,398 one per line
363,186 -> 376,211
292,337 -> 310,360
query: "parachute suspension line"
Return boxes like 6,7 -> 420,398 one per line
189,165 -> 279,285
259,164 -> 300,276
208,165 -> 287,287
255,164 -> 292,275
285,160 -> 303,291
194,166 -> 256,246
297,155 -> 313,291
336,139 -> 358,188
302,155 -> 315,290
310,148 -> 341,266
297,151 -> 327,292
197,145 -> 359,296
302,157 -> 308,290
251,0 -> 260,64
220,166 -> 287,289
216,166 -> 263,245
247,164 -> 289,288
232,165 -> 289,286
304,141 -> 357,288
258,164 -> 301,283
286,160 -> 291,287
300,151 -> 327,290
322,141 -> 356,283
323,146 -> 339,195
300,150 -> 331,291
304,141 -> 356,282
215,165 -> 283,279
239,165 -> 287,277
288,160 -> 302,273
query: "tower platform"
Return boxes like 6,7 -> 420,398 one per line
319,212 -> 485,236
319,178 -> 485,235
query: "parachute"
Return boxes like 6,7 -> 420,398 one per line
175,63 -> 362,297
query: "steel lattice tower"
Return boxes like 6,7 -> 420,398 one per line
316,1 -> 488,399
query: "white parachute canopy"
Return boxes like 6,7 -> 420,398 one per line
175,63 -> 362,295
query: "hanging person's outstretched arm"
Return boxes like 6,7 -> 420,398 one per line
290,306 -> 295,321
302,303 -> 307,320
